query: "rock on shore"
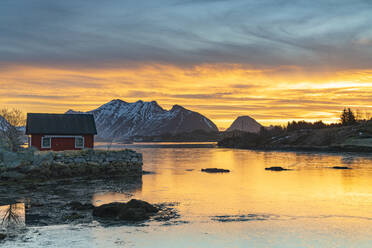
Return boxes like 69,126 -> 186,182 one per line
0,148 -> 143,182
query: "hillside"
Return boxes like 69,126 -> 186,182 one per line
226,116 -> 262,133
218,120 -> 372,152
67,99 -> 218,141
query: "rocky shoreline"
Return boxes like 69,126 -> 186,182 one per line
218,121 -> 372,154
0,174 -> 180,244
0,148 -> 143,182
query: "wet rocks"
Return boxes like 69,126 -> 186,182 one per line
0,233 -> 6,241
153,203 -> 180,222
93,199 -> 158,221
33,152 -> 54,166
201,168 -> 230,173
0,171 -> 26,181
63,212 -> 85,221
67,201 -> 94,211
332,166 -> 352,170
265,166 -> 291,171
2,151 -> 22,168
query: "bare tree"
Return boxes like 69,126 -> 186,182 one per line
0,108 -> 25,152
1,204 -> 21,228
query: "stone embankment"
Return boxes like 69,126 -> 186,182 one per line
0,148 -> 143,181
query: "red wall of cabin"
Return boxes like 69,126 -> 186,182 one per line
30,134 -> 94,151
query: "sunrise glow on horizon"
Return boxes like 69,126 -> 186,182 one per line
1,0 -> 372,129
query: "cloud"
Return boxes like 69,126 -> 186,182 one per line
2,94 -> 76,100
1,63 -> 372,128
1,0 -> 372,70
171,92 -> 232,99
1,1 -> 372,128
230,84 -> 260,89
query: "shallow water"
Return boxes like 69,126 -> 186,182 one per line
4,143 -> 372,247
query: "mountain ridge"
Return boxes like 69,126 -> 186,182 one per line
226,116 -> 263,133
66,99 -> 218,140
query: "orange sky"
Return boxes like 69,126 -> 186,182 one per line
1,64 -> 372,130
2,1 -> 372,130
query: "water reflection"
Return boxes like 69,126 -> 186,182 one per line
95,142 -> 217,149
93,145 -> 372,222
84,145 -> 372,247
93,191 -> 142,207
4,144 -> 372,247
0,203 -> 25,228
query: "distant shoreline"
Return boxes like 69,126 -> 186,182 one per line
95,141 -> 217,149
217,144 -> 372,154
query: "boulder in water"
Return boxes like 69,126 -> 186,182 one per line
201,168 -> 230,173
93,199 -> 158,221
332,166 -> 351,170
265,166 -> 290,171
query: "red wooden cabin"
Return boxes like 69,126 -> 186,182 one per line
26,113 -> 97,151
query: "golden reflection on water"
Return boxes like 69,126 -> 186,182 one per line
93,147 -> 372,223
93,192 -> 141,206
0,203 -> 25,227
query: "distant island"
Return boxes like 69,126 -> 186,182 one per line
130,115 -> 265,142
218,108 -> 372,152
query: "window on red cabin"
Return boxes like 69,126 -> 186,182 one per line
75,137 -> 84,149
41,137 -> 51,149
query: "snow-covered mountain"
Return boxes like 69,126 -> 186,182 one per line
226,116 -> 263,133
66,99 -> 218,140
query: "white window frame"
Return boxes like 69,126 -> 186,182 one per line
75,136 -> 84,149
41,137 -> 51,149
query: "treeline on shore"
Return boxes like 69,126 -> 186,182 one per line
218,108 -> 372,150
134,108 -> 372,145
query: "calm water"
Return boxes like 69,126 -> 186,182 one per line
4,143 -> 372,247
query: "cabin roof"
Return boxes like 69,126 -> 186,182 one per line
26,113 -> 97,135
